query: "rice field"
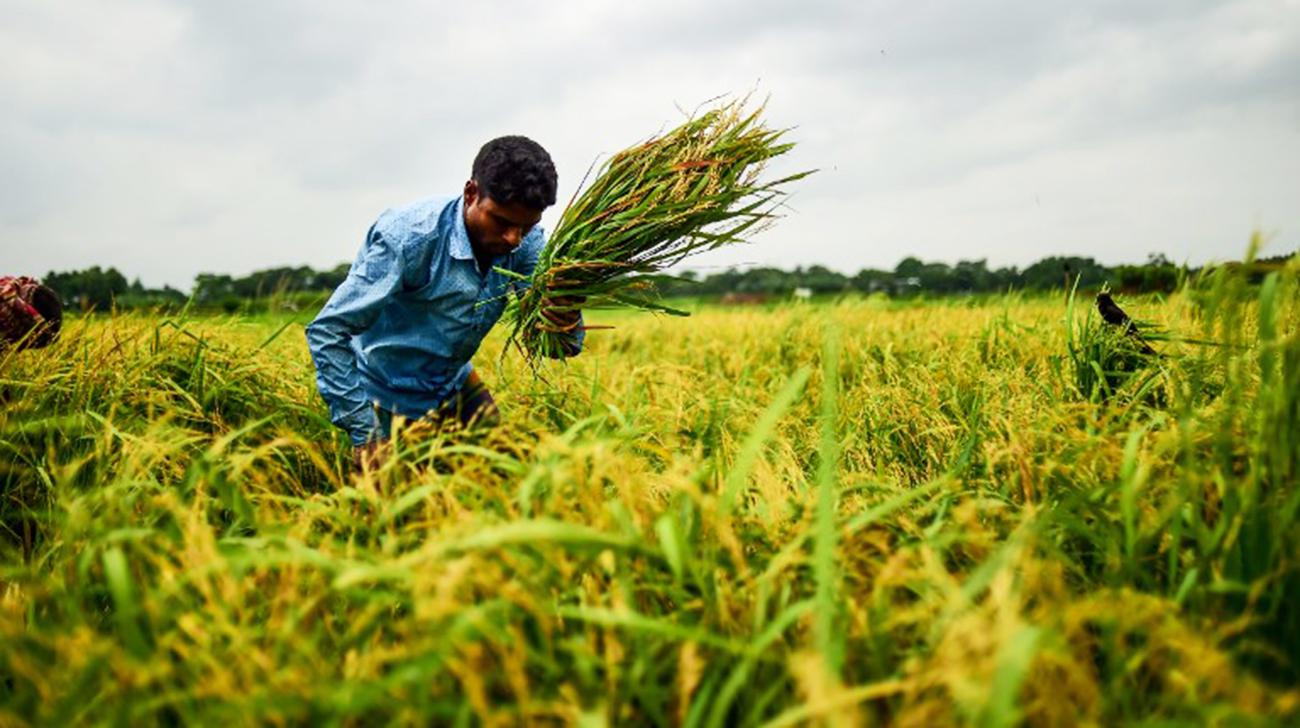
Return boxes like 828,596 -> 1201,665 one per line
1,261 -> 1297,725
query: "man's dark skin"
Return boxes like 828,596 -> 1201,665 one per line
352,180 -> 582,469
463,179 -> 543,268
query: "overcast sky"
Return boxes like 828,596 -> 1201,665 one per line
3,0 -> 1298,289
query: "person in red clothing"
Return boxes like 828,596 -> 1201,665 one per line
0,277 -> 62,351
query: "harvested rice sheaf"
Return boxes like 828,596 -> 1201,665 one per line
505,97 -> 813,362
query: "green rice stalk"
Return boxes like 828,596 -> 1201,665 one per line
503,97 -> 813,362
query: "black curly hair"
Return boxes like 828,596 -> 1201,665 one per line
471,135 -> 558,210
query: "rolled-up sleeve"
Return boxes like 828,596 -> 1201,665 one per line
513,229 -> 585,358
305,225 -> 409,444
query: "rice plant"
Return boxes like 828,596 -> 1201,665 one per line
1065,287 -> 1165,404
505,97 -> 812,362
0,249 -> 1297,725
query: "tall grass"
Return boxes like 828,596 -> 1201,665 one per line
0,251 -> 1297,724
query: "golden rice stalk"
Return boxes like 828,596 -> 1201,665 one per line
503,97 -> 813,362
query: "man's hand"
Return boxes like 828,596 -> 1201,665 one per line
352,438 -> 389,471
539,294 -> 586,358
540,294 -> 586,331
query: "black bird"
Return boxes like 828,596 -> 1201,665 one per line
1096,292 -> 1156,355
1096,292 -> 1133,328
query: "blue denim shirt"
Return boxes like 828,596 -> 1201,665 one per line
305,195 -> 583,444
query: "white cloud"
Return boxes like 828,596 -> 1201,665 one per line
1,0 -> 1297,287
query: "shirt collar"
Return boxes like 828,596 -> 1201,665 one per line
448,194 -> 475,261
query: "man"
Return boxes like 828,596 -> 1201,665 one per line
306,136 -> 583,466
0,276 -> 62,351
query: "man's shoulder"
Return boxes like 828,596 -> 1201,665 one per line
373,195 -> 459,245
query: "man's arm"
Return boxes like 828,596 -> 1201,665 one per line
305,225 -> 409,445
512,229 -> 586,358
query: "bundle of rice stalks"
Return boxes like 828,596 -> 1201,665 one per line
504,97 -> 812,362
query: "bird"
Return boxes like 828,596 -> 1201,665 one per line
1096,292 -> 1156,355
1095,292 -> 1132,328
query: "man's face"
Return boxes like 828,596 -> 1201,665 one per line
463,180 -> 544,259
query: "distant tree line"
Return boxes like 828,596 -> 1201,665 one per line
663,254 -> 1185,297
42,264 -> 351,313
42,267 -> 188,311
191,265 -> 351,304
37,251 -> 1294,312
